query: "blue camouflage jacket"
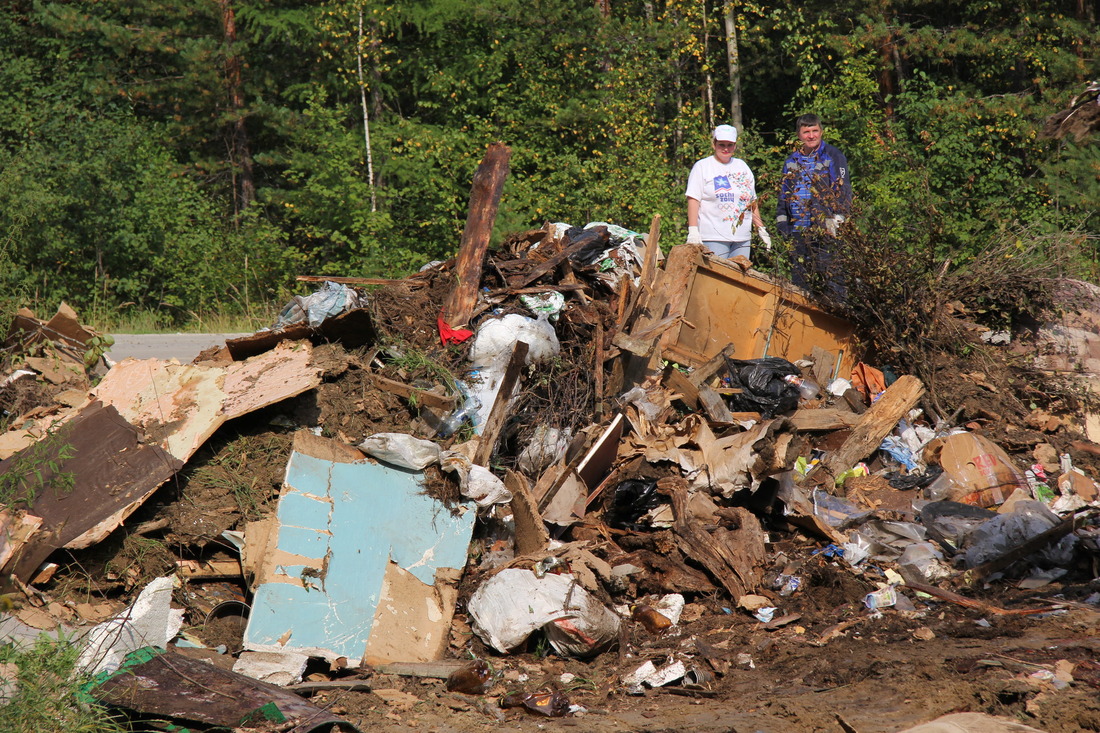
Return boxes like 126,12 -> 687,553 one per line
775,141 -> 852,236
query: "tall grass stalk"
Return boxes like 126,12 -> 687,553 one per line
0,635 -> 126,733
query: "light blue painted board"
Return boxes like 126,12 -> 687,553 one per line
244,451 -> 475,660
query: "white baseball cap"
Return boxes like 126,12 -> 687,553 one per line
713,124 -> 738,143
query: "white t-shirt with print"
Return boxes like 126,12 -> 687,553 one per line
685,156 -> 756,242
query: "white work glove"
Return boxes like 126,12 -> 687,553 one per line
686,226 -> 703,245
825,215 -> 845,237
756,225 -> 772,250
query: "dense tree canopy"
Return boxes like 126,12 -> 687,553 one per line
0,0 -> 1096,321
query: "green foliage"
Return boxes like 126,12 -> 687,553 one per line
0,635 -> 126,733
0,429 -> 76,509
0,0 -> 1096,320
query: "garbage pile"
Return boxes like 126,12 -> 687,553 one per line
2,217 -> 1100,731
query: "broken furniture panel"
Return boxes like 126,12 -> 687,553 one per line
662,247 -> 856,377
244,438 -> 475,665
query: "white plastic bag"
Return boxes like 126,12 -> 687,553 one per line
440,450 -> 512,506
469,313 -> 560,368
358,433 -> 441,470
467,568 -> 620,657
516,425 -> 573,475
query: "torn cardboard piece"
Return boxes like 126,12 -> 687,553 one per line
92,339 -> 321,463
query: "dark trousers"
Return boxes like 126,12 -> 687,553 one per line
790,232 -> 846,301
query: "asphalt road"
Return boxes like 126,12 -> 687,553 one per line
104,333 -> 250,364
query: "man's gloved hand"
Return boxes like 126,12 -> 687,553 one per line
757,225 -> 772,250
825,215 -> 845,237
686,226 -> 703,245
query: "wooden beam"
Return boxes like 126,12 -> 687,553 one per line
663,366 -> 699,409
473,341 -> 529,466
697,385 -> 734,422
806,375 -> 925,490
594,321 -> 605,408
639,214 -> 662,291
788,408 -> 861,431
370,375 -> 456,411
441,142 -> 512,328
689,344 -> 738,388
296,275 -> 411,286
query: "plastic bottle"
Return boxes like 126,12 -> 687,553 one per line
784,374 -> 821,400
446,659 -> 492,694
436,383 -> 481,438
499,691 -> 570,717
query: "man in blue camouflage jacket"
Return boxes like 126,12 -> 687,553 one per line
776,114 -> 852,297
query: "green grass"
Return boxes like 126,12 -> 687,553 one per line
88,302 -> 279,335
0,635 -> 126,733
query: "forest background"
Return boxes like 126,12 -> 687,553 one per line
0,0 -> 1096,330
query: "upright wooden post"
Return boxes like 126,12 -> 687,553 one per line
442,142 -> 512,329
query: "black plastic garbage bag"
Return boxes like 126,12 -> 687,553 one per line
607,479 -> 662,530
722,356 -> 801,418
563,226 -> 613,266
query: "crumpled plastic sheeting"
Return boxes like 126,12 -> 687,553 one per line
440,451 -> 513,507
469,313 -> 559,369
272,281 -> 364,330
467,568 -> 620,658
963,500 -> 1078,569
77,576 -> 184,677
358,432 -> 512,507
516,425 -> 573,475
548,221 -> 646,291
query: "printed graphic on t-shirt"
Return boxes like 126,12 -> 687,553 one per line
712,172 -> 752,220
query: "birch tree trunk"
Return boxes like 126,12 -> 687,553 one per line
723,2 -> 743,131
358,10 -> 377,213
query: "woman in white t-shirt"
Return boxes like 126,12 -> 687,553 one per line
684,125 -> 764,260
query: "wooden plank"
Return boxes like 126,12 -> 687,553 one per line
370,375 -> 456,411
611,330 -> 658,358
639,214 -> 662,291
506,470 -> 551,556
689,344 -> 738,388
658,244 -> 705,351
88,648 -> 354,731
788,408 -> 862,431
473,341 -> 529,466
594,321 -> 605,407
697,385 -> 734,423
663,366 -> 699,409
441,142 -> 512,328
811,345 -> 838,386
245,448 -> 474,664
806,375 -> 925,489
